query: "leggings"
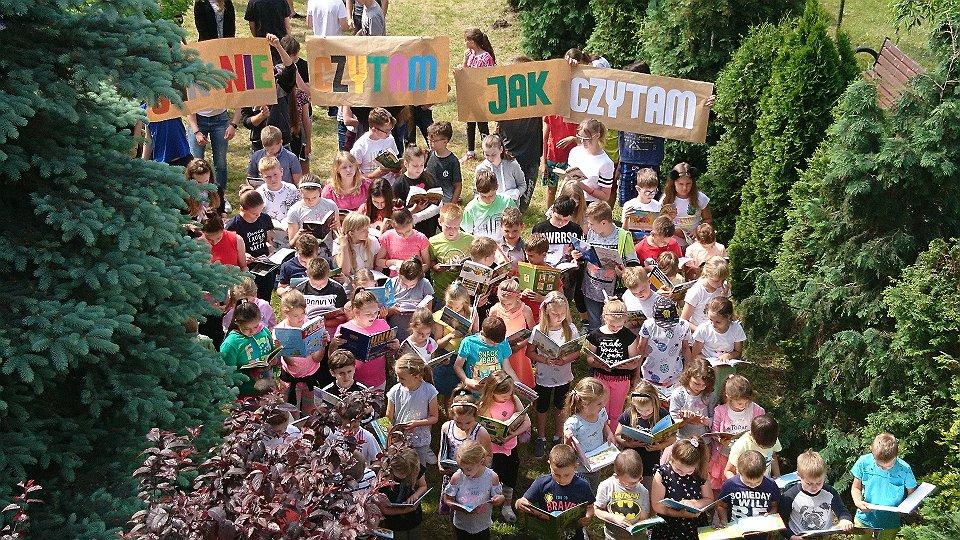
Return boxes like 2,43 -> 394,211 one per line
455,528 -> 490,540
491,451 -> 520,489
466,121 -> 489,152
279,370 -> 323,405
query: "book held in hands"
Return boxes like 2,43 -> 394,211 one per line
585,348 -> 643,371
529,327 -> 587,360
440,306 -> 473,337
517,261 -> 575,295
388,488 -> 432,508
661,492 -> 731,515
864,482 -> 936,514
479,402 -> 532,445
572,238 -> 623,269
338,326 -> 397,361
602,515 -> 666,535
623,208 -> 660,232
458,260 -> 512,296
249,247 -> 295,277
577,441 -> 620,473
239,345 -> 283,370
697,514 -> 785,540
274,317 -> 326,357
619,414 -> 685,445
525,501 -> 591,537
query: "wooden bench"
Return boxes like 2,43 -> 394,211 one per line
856,37 -> 925,108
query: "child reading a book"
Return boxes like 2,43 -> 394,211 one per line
519,234 -> 553,323
621,168 -> 663,235
464,236 -> 507,321
477,371 -> 531,523
254,156 -> 300,245
428,204 -> 474,303
454,316 -> 517,392
528,291 -> 581,459
660,162 -> 711,248
487,278 -> 535,389
586,299 -> 642,432
620,267 -> 659,326
595,450 -> 654,540
669,357 -> 716,439
265,410 -> 301,448
226,188 -> 275,299
657,252 -> 684,288
398,159 -> 442,240
443,439 -> 505,540
358,178 -> 395,235
532,196 -> 583,267
461,169 -> 518,243
681,256 -> 731,332
350,107 -> 400,181
440,388 -> 493,475
516,443 -> 595,540
615,381 -> 676,490
575,200 -> 640,332
222,277 -> 278,333
387,354 -> 440,466
685,222 -> 726,271
285,177 -> 340,246
277,233 -> 319,295
323,349 -> 367,403
780,450 -> 854,538
708,375 -> 765,491
650,437 -> 714,540
850,433 -> 918,540
330,289 -> 400,391
716,450 -> 780,526
378,446 -> 429,539
692,297 -> 746,395
564,377 -> 616,490
296,257 -> 348,333
426,121 -> 463,205
202,212 -> 247,271
334,212 -> 381,285
499,207 -> 526,267
639,296 -> 693,398
476,133 -> 526,206
275,290 -> 325,412
725,415 -> 782,480
635,216 -> 683,266
433,284 -> 477,398
567,118 -> 614,204
386,258 -> 435,343
219,300 -> 275,397
378,208 -> 431,275
322,151 -> 370,212
403,307 -> 439,360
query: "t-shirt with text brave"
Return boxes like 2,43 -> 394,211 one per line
522,474 -> 595,540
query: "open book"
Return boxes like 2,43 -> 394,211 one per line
623,208 -> 660,232
585,348 -> 643,371
799,526 -> 880,538
514,380 -> 539,402
239,346 -> 283,370
397,340 -> 455,368
506,328 -> 532,349
367,280 -> 396,308
449,499 -> 494,513
649,265 -> 697,294
864,482 -> 936,514
661,492 -> 731,515
572,238 -> 623,268
553,166 -> 587,184
407,187 -> 443,207
388,487 -> 432,508
338,326 -> 397,361
249,247 -> 296,277
707,357 -> 754,368
619,415 -> 684,445
697,514 -> 785,540
479,402 -> 532,445
529,327 -> 586,360
438,431 -> 459,471
318,380 -> 369,406
458,260 -> 513,296
526,501 -> 591,537
440,306 -> 473,337
517,261 -> 576,295
368,416 -> 409,450
274,317 -> 326,357
577,442 -> 620,473
301,209 -> 337,239
375,152 -> 403,172
602,515 -> 666,534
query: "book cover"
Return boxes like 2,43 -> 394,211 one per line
367,279 -> 396,308
274,317 -> 326,357
578,442 -> 620,473
623,208 -> 659,231
339,326 -> 397,361
375,152 -> 402,171
529,327 -> 586,359
407,188 -> 443,207
426,350 -> 456,368
648,266 -> 673,291
506,328 -> 532,348
697,514 -> 785,540
703,430 -> 746,447
619,415 -> 684,445
517,262 -> 564,295
585,348 -> 643,371
458,260 -> 512,296
440,306 -> 472,337
240,345 -> 283,370
603,515 -> 666,534
367,416 -> 408,450
513,380 -> 539,403
526,501 -> 590,537
301,209 -> 337,238
552,167 -> 587,184
479,402 -> 532,445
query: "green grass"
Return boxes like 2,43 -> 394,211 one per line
820,0 -> 931,67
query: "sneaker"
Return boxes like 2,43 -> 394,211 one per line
552,435 -> 562,445
460,150 -> 475,163
501,504 -> 517,523
533,437 -> 547,458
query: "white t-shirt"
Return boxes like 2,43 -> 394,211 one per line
567,146 -> 614,202
307,0 -> 347,36
639,318 -> 691,389
726,401 -> 759,435
622,289 -> 658,320
333,233 -> 381,271
683,280 -> 730,328
350,132 -> 400,176
670,191 -> 710,218
531,323 -> 579,388
285,197 -> 340,228
692,320 -> 746,359
256,181 -> 301,223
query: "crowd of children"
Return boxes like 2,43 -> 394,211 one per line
171,25 -> 927,540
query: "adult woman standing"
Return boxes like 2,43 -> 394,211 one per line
195,0 -> 236,41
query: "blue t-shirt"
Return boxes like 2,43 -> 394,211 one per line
276,256 -> 307,287
851,454 -> 917,529
247,147 -> 302,185
717,475 -> 780,523
147,117 -> 191,164
522,474 -> 595,540
457,334 -> 511,382
618,131 -> 664,166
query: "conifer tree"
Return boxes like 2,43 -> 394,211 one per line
584,0 -> 647,68
726,0 -> 855,297
517,0 -> 594,60
0,0 -> 236,536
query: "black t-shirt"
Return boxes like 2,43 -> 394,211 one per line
394,172 -> 440,238
225,213 -> 273,256
297,279 -> 348,319
587,326 -> 637,377
618,407 -> 671,476
382,466 -> 426,531
244,0 -> 290,38
497,116 -> 543,173
531,219 -> 583,264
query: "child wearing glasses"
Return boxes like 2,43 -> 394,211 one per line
350,107 -> 400,182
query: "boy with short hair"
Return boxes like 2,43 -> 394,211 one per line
620,266 -> 658,322
426,121 -> 462,204
621,168 -> 662,238
520,234 -> 554,323
285,176 -> 340,248
726,415 -> 782,479
594,449 -> 651,540
499,206 -> 525,265
516,444 -> 595,540
326,349 -> 367,399
717,450 -> 780,526
850,433 -> 918,540
255,156 -> 301,246
453,316 -> 517,392
461,169 -> 517,243
575,201 -> 640,331
428,203 -> 474,303
780,450 -> 853,539
532,196 -> 583,266
351,107 -> 399,179
247,125 -> 303,186
298,257 -> 348,332
277,233 -> 319,294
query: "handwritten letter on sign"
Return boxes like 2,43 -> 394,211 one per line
566,66 -> 714,143
147,37 -> 277,122
306,36 -> 450,107
454,59 -> 570,121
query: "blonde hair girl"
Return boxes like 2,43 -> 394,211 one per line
615,380 -> 676,488
488,278 -> 535,389
324,151 -> 369,212
567,118 -> 614,203
557,178 -> 587,227
529,291 -> 581,454
442,438 -> 504,538
387,354 -> 439,465
439,386 -> 492,474
334,211 -> 380,279
562,377 -> 614,489
681,255 -> 731,331
477,370 -> 530,522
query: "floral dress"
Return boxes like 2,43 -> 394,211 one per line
653,462 -> 707,540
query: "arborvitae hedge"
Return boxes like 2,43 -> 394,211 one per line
516,0 -> 594,61
584,0 -> 647,68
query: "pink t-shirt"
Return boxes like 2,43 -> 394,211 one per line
322,178 -> 370,212
379,229 -> 429,264
274,321 -> 322,378
464,49 -> 494,68
487,397 -> 520,454
335,318 -> 391,388
685,241 -> 727,268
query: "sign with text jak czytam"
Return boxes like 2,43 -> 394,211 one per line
147,38 -> 277,122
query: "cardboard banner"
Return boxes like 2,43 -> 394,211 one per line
454,59 -> 570,121
147,38 -> 277,122
306,36 -> 450,107
566,66 -> 714,143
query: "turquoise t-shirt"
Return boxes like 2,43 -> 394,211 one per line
852,454 -> 918,529
220,327 -> 274,396
457,334 -> 511,382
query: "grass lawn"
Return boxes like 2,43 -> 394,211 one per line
820,0 -> 931,67
176,0 -> 930,537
